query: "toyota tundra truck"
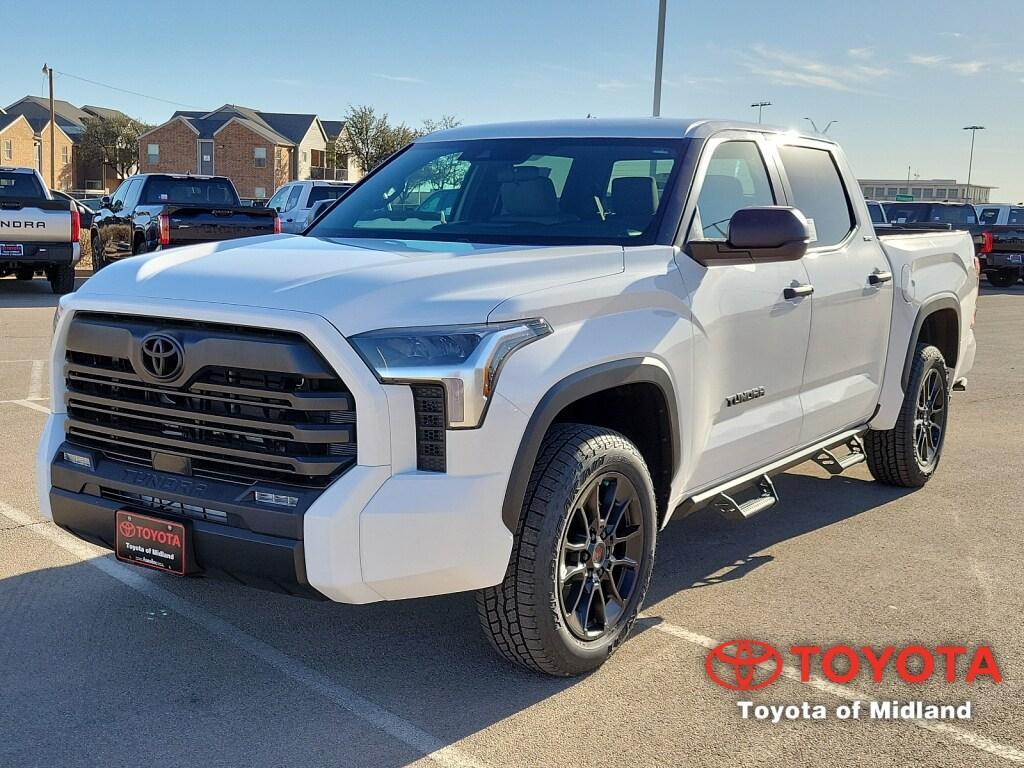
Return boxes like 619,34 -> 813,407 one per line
1,167 -> 80,293
38,119 -> 978,675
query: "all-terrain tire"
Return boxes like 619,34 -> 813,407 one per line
91,233 -> 106,271
15,268 -> 34,281
476,423 -> 657,676
48,263 -> 75,295
865,344 -> 949,487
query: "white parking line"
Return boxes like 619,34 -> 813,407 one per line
27,359 -> 44,400
0,501 -> 488,768
646,617 -> 1024,764
3,399 -> 50,414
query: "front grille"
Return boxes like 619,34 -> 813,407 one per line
64,313 -> 357,487
412,384 -> 446,472
100,487 -> 229,524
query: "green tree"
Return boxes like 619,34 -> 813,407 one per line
336,106 -> 461,175
79,115 -> 152,181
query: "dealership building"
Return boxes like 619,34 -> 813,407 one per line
858,178 -> 995,204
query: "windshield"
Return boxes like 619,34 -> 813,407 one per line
309,138 -> 687,245
884,203 -> 977,225
142,177 -> 239,206
0,171 -> 45,199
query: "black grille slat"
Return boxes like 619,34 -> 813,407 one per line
63,314 -> 357,487
412,385 -> 446,472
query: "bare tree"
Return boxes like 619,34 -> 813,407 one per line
79,115 -> 152,181
336,107 -> 462,175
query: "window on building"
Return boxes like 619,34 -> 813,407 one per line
61,145 -> 69,164
886,187 -> 898,197
254,147 -> 267,168
911,187 -> 922,198
254,186 -> 266,199
301,150 -> 308,163
923,188 -> 934,198
147,143 -> 159,164
2,139 -> 11,161
778,144 -> 855,248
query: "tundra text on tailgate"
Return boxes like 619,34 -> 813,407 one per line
39,119 -> 978,675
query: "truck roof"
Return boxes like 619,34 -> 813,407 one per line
417,117 -> 831,144
0,166 -> 40,174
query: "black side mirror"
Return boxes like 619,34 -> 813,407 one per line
100,195 -> 111,209
687,206 -> 810,265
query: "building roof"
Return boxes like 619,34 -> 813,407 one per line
859,177 -> 997,189
321,120 -> 346,139
0,113 -> 30,133
157,104 -> 325,146
3,96 -> 128,144
81,104 -> 129,121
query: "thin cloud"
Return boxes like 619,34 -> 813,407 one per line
951,61 -> 986,75
596,79 -> 633,91
848,47 -> 873,59
373,73 -> 423,84
907,54 -> 947,66
741,45 -> 882,93
939,31 -> 964,38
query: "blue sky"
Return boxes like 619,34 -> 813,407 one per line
5,0 -> 1023,199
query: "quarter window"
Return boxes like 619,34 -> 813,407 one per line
778,145 -> 854,248
692,141 -> 775,240
147,143 -> 159,164
254,147 -> 267,168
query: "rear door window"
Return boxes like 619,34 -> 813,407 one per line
978,208 -> 1000,225
778,145 -> 854,247
1008,208 -> 1024,225
692,141 -> 775,240
284,185 -> 303,212
306,186 -> 346,207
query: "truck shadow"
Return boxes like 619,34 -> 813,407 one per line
0,471 -> 913,767
0,275 -> 89,308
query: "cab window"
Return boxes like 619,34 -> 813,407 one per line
778,145 -> 854,248
692,141 -> 775,240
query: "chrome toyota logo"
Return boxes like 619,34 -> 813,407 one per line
140,333 -> 184,380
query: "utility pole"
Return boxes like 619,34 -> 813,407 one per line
652,0 -> 666,117
963,125 -> 985,203
751,101 -> 772,124
42,63 -> 55,189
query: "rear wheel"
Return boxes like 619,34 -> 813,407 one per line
476,424 -> 657,676
986,269 -> 1017,288
15,267 -> 34,281
865,344 -> 949,487
48,263 -> 75,295
91,233 -> 106,271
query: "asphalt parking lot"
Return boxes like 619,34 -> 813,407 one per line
1,276 -> 1022,768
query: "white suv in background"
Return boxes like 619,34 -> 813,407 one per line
268,180 -> 353,233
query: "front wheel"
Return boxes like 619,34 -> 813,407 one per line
865,344 -> 949,487
477,424 -> 657,676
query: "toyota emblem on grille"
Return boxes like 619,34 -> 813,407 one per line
140,333 -> 184,380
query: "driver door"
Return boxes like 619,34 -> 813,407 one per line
675,134 -> 812,490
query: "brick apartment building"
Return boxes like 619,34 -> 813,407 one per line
138,105 -> 359,201
2,97 -> 126,192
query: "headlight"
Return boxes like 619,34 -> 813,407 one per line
350,319 -> 551,428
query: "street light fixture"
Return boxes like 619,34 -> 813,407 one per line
804,117 -> 837,134
963,125 -> 985,203
751,101 -> 772,124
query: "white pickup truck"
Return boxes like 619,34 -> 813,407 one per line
1,167 -> 81,293
39,119 -> 977,675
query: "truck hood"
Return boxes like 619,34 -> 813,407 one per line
78,234 -> 624,335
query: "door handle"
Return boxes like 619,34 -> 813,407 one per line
784,284 -> 814,300
869,271 -> 893,285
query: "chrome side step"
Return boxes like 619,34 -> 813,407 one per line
712,475 -> 778,521
812,436 -> 866,475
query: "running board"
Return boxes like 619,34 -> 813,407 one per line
711,475 -> 778,521
812,436 -> 866,475
678,427 -> 867,521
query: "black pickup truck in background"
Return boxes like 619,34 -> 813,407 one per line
977,225 -> 1024,287
90,174 -> 280,270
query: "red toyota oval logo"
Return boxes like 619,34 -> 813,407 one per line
705,640 -> 783,691
119,520 -> 137,539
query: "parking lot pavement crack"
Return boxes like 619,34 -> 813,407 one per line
0,500 -> 491,768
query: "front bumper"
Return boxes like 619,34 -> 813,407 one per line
37,298 -> 524,604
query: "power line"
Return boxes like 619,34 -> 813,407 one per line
53,69 -> 201,109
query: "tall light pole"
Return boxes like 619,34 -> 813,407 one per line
963,125 -> 985,203
652,0 -> 667,117
751,101 -> 772,124
804,117 -> 837,134
41,63 -> 55,189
